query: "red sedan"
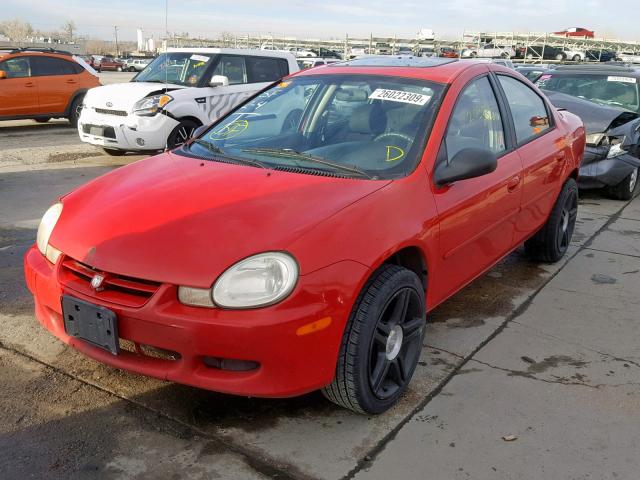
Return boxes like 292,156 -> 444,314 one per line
24,58 -> 585,414
554,27 -> 595,38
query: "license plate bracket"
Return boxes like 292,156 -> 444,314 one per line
62,295 -> 119,355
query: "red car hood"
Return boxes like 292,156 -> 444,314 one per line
50,152 -> 388,287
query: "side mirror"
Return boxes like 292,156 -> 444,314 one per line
210,75 -> 229,87
0,71 -> 7,80
434,148 -> 498,186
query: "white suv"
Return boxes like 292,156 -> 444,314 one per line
78,48 -> 299,154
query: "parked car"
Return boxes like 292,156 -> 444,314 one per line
560,47 -> 586,62
544,91 -> 639,199
311,47 -> 341,59
586,49 -> 618,62
0,47 -> 100,126
78,48 -> 299,154
26,57 -> 584,414
375,42 -> 392,55
537,65 -> 640,198
554,27 -> 595,38
618,52 -> 640,64
287,47 -> 317,58
438,47 -> 459,58
96,56 -> 124,72
126,58 -> 152,72
519,45 -> 566,61
297,58 -> 340,69
461,43 -> 515,59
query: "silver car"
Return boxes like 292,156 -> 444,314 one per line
126,58 -> 152,72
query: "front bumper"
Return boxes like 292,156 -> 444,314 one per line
579,148 -> 640,189
78,107 -> 179,151
24,246 -> 368,397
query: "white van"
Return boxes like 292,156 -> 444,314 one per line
78,48 -> 299,154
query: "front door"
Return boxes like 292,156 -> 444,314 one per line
431,75 -> 523,303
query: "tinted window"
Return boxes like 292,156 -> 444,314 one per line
212,55 -> 246,85
246,57 -> 288,83
0,57 -> 31,78
445,76 -> 506,161
498,75 -> 551,143
33,57 -> 77,76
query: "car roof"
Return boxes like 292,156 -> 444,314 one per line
296,57 -> 502,84
167,47 -> 295,60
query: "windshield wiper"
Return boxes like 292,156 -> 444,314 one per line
242,147 -> 373,179
191,140 -> 266,169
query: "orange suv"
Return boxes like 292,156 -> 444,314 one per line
0,48 -> 101,126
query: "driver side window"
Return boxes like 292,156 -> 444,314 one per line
212,56 -> 247,85
445,76 -> 506,161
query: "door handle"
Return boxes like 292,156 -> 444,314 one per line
66,79 -> 77,84
24,82 -> 35,87
507,175 -> 520,192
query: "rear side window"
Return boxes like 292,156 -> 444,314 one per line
498,75 -> 551,144
246,57 -> 289,83
445,76 -> 506,161
32,57 -> 78,76
0,57 -> 31,78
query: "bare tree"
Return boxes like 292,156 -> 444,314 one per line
63,20 -> 75,41
0,19 -> 33,42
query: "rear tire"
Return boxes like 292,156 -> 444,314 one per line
67,96 -> 84,128
607,167 -> 639,201
572,54 -> 581,62
103,148 -> 127,156
525,178 -> 578,263
322,264 -> 426,414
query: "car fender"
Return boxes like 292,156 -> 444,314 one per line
64,88 -> 88,116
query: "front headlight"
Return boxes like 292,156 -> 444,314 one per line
178,252 -> 299,309
585,133 -> 604,146
213,252 -> 299,308
36,203 -> 63,263
133,94 -> 173,116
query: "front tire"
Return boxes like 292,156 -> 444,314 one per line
607,167 -> 638,201
34,117 -> 51,123
525,178 -> 578,263
166,119 -> 200,149
322,264 -> 426,414
572,54 -> 581,62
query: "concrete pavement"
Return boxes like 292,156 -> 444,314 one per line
354,195 -> 640,480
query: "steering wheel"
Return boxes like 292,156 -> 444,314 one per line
374,132 -> 413,144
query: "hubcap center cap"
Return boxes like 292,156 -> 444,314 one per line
385,325 -> 404,361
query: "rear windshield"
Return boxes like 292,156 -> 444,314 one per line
537,73 -> 640,113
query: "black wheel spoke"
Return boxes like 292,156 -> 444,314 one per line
373,329 -> 388,347
402,317 -> 424,343
390,358 -> 406,385
371,353 -> 390,393
390,289 -> 411,326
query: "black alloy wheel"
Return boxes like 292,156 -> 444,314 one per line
322,264 -> 426,414
368,287 -> 424,401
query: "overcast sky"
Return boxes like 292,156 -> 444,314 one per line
2,0 -> 637,42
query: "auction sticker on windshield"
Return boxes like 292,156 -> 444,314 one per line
369,89 -> 431,105
190,54 -> 210,62
607,76 -> 637,84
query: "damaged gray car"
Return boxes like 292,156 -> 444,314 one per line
536,66 -> 640,199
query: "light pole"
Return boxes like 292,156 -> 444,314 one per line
114,26 -> 119,56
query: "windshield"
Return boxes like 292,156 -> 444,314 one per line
537,73 -> 639,113
182,74 -> 445,179
134,52 -> 215,86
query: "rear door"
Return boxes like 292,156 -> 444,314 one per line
202,55 -> 290,122
431,74 -> 523,302
494,74 -> 567,243
32,56 -> 79,115
0,56 -> 39,117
